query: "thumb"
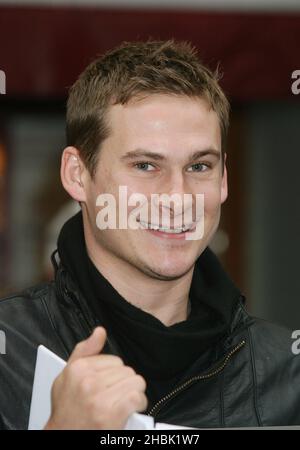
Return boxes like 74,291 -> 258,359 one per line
69,327 -> 107,363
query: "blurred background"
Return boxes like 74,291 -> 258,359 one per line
0,0 -> 299,329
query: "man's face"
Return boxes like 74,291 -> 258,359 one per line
83,94 -> 227,280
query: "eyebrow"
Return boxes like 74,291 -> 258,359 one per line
120,148 -> 221,163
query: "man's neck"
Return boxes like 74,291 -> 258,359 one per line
85,237 -> 194,327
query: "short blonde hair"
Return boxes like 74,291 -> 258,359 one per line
67,39 -> 230,177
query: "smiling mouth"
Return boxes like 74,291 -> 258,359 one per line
138,220 -> 196,234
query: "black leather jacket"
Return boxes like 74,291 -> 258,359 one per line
0,257 -> 300,430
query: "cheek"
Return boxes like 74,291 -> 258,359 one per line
202,188 -> 222,239
202,187 -> 222,215
88,173 -> 120,212
120,185 -> 150,220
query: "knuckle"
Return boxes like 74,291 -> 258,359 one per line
123,366 -> 136,377
134,374 -> 147,390
127,390 -> 141,406
78,375 -> 94,395
112,356 -> 124,366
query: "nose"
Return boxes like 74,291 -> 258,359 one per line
161,170 -> 187,196
154,171 -> 190,221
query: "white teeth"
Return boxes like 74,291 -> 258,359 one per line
160,228 -> 183,234
138,220 -> 190,233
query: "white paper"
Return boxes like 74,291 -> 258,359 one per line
28,345 -> 66,430
28,345 -> 195,430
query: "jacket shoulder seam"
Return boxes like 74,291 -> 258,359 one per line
0,283 -> 53,305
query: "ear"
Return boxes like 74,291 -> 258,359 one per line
60,147 -> 87,202
221,152 -> 228,204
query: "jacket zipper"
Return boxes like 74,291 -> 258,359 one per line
146,339 -> 246,418
56,263 -> 247,416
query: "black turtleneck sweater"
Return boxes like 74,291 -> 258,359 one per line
57,211 -> 241,407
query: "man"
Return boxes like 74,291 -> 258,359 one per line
0,40 -> 299,430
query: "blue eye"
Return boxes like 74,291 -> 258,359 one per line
187,163 -> 210,172
135,162 -> 156,171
